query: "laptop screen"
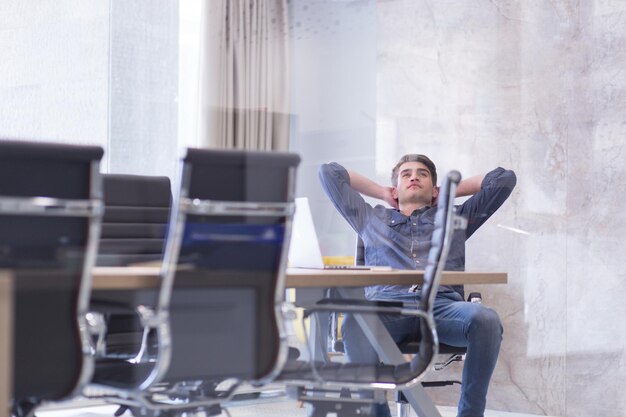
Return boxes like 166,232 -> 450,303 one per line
287,197 -> 326,268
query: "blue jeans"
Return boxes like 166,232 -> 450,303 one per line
341,290 -> 503,417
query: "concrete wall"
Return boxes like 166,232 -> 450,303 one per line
0,1 -> 179,179
289,1 -> 626,416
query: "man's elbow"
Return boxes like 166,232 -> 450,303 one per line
493,168 -> 517,198
502,169 -> 517,191
318,162 -> 347,183
318,163 -> 333,183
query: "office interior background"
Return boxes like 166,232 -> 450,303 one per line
1,1 -> 625,417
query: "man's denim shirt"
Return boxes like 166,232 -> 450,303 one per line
318,163 -> 516,301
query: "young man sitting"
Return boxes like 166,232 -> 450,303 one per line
318,154 -> 516,417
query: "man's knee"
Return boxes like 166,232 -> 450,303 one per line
468,306 -> 502,338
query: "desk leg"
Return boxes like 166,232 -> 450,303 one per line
294,288 -> 330,362
308,311 -> 330,362
337,288 -> 442,417
0,272 -> 14,417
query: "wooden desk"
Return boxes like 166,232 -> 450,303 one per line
92,266 -> 507,289
91,266 -> 508,417
0,268 -> 506,417
286,268 -> 506,287
91,267 -> 506,417
0,272 -> 13,417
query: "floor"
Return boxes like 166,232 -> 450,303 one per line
37,394 -> 557,417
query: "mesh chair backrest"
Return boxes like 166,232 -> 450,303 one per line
419,170 -> 461,312
0,139 -> 103,403
355,236 -> 365,266
161,148 -> 299,384
97,174 -> 171,266
405,171 -> 461,378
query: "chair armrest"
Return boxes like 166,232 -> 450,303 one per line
89,299 -> 143,315
85,311 -> 107,356
317,297 -> 404,308
303,299 -> 427,320
281,299 -> 437,388
88,301 -> 158,361
467,292 -> 482,303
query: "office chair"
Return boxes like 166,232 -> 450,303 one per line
92,148 -> 300,417
346,236 -> 481,368
349,237 -> 482,417
91,174 -> 172,358
0,139 -> 104,417
276,170 -> 464,417
87,171 -> 176,412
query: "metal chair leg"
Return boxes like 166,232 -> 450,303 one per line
396,391 -> 410,417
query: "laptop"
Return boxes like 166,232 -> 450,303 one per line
288,197 -> 374,270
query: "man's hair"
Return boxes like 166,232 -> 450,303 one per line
391,154 -> 437,187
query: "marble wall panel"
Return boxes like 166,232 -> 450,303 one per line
377,1 -> 626,416
564,5 -> 626,415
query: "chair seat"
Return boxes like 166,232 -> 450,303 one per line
278,359 -> 415,385
92,358 -> 155,389
99,239 -> 166,254
398,341 -> 466,355
96,253 -> 164,266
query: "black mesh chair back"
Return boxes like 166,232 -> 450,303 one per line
97,174 -> 171,267
0,139 -> 103,416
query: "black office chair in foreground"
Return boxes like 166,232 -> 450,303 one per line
0,139 -> 104,417
91,148 -> 300,417
276,170 -> 463,417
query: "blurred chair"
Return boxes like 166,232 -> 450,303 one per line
276,170 -> 463,417
0,139 -> 104,417
91,174 -> 172,358
97,174 -> 171,267
93,148 -> 300,417
88,176 -> 174,411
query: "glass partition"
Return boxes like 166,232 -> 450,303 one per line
1,1 -> 625,416
287,2 -> 626,417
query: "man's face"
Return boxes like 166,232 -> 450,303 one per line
391,161 -> 438,206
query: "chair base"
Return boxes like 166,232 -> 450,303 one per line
395,379 -> 462,417
434,353 -> 465,371
12,400 -> 39,417
113,404 -> 222,417
287,385 -> 386,417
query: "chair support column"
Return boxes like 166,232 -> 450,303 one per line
338,287 -> 443,417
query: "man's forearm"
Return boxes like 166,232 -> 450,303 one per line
456,174 -> 485,197
346,170 -> 387,200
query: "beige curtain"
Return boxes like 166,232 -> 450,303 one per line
197,0 -> 290,151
